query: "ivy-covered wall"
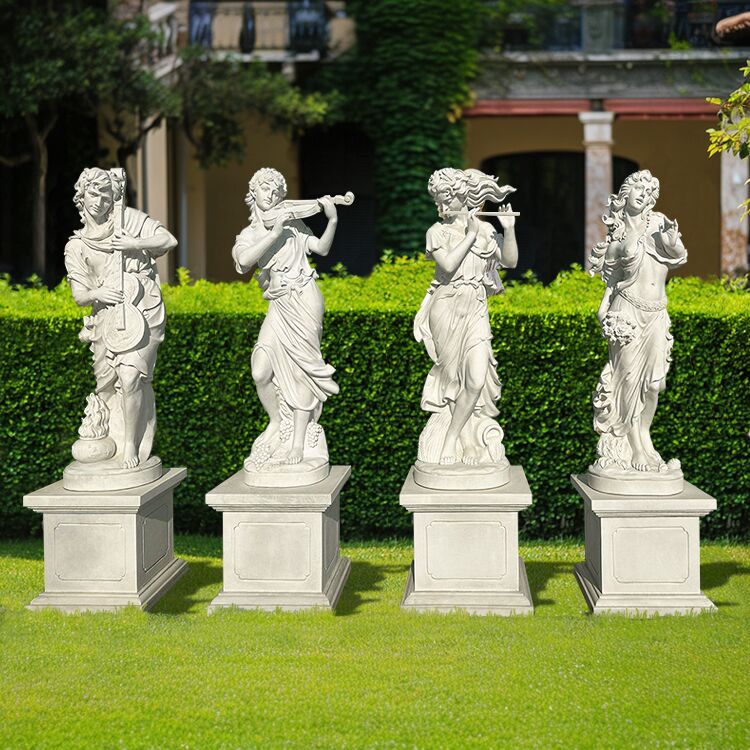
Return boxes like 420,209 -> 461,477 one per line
1,265 -> 749,540
335,0 -> 480,254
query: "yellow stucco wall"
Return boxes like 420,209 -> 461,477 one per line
612,119 -> 720,278
203,116 -> 299,281
465,116 -> 720,277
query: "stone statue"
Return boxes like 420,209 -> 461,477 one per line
586,169 -> 687,494
63,167 -> 177,490
232,167 -> 354,487
413,167 -> 519,490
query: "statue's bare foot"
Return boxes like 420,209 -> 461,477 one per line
285,448 -> 303,465
462,447 -> 480,466
631,450 -> 658,472
122,445 -> 140,469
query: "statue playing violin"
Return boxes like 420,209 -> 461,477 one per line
232,167 -> 354,487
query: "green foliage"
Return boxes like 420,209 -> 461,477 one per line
1,266 -> 749,539
324,0 -> 480,254
0,1 -> 117,122
179,47 -> 340,169
99,14 -> 181,170
707,61 -> 750,217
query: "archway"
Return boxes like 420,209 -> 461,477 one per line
480,152 -> 638,283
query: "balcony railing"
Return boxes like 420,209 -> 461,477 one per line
188,1 -> 329,58
626,0 -> 750,48
480,0 -> 750,52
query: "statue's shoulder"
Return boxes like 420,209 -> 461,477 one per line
64,236 -> 86,259
124,206 -> 162,238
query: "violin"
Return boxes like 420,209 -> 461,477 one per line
102,168 -> 147,354
258,192 -> 355,228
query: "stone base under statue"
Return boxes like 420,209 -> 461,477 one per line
413,458 -> 511,491
586,461 -> 683,496
571,474 -> 716,616
23,468 -> 187,613
243,457 -> 329,488
63,455 -> 163,492
206,466 -> 351,613
400,465 -> 533,616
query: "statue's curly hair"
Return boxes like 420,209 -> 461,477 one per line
589,169 -> 660,282
73,167 -> 125,223
244,168 -> 287,218
428,167 -> 515,210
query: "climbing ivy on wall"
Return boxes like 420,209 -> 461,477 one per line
340,0 -> 481,255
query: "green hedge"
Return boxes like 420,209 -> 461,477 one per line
1,264 -> 749,539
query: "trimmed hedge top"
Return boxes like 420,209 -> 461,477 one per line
2,262 -> 749,317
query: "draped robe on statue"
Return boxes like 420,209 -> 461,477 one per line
414,221 -> 506,463
232,218 -> 339,420
64,207 -> 165,462
593,216 -> 687,467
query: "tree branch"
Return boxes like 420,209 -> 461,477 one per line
0,152 -> 31,167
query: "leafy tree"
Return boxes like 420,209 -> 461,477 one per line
178,47 -> 339,169
0,0 -> 132,279
707,61 -> 750,217
97,14 -> 180,198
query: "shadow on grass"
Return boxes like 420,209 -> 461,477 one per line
525,560 -> 573,608
0,540 -> 43,561
700,561 -> 750,607
152,560 -> 223,615
336,560 -> 409,616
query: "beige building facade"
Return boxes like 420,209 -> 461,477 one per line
109,1 -> 750,283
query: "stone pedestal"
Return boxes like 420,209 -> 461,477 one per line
400,465 -> 534,615
206,465 -> 351,613
572,474 -> 717,615
23,468 -> 188,612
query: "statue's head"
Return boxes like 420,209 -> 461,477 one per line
73,167 -> 125,224
245,168 -> 287,214
428,168 -> 514,219
619,170 -> 660,217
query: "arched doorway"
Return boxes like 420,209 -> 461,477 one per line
480,152 -> 638,283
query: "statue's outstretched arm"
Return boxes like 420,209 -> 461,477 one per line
307,197 -> 338,257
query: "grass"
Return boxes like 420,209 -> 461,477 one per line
1,537 -> 749,749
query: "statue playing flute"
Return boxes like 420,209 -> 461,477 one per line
63,167 -> 177,490
413,167 -> 519,490
232,167 -> 354,487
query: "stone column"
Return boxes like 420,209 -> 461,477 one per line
579,111 -> 615,270
721,149 -> 750,275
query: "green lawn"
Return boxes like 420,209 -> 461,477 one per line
1,537 -> 749,749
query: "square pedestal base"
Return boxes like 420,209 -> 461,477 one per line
206,466 -> 351,613
402,557 -> 533,615
23,468 -> 188,613
400,465 -> 534,616
572,474 -> 717,616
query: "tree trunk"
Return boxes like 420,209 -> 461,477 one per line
117,142 -> 138,207
25,113 -> 56,282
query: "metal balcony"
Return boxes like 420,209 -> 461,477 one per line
188,1 -> 329,60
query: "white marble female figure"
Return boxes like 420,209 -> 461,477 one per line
587,169 -> 687,494
63,167 -> 177,490
232,167 -> 340,486
413,168 -> 518,489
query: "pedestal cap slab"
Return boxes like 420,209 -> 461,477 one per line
207,465 -> 350,513
571,474 -> 716,517
24,468 -> 187,513
401,465 -> 532,513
